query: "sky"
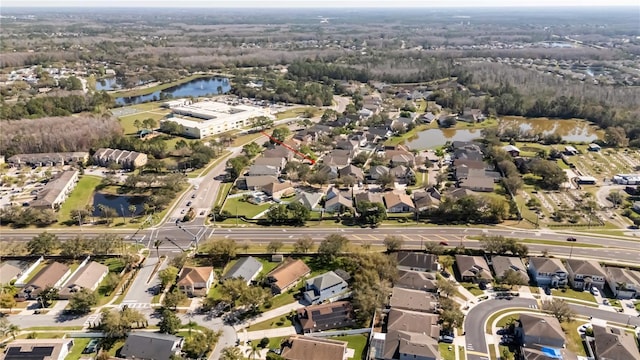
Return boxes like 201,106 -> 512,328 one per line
2,0 -> 638,7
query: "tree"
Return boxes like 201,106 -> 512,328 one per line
159,309 -> 182,334
27,232 -> 59,255
542,299 -> 575,322
437,278 -> 456,298
604,126 -> 629,147
250,116 -> 274,130
153,239 -> 164,259
60,236 -> 89,259
271,127 -> 291,143
502,175 -> 523,195
100,307 -> 146,339
529,159 -> 568,190
383,235 -> 404,252
169,252 -> 189,269
101,273 -> 120,295
162,288 -> 187,310
39,286 -> 58,308
68,288 -> 97,314
246,342 -> 260,360
0,293 -> 17,312
607,191 -> 623,208
90,234 -> 123,255
128,204 -> 137,219
356,201 -> 387,227
158,266 -> 179,288
439,256 -> 454,275
133,119 -> 142,133
500,269 -> 528,289
267,240 -> 284,253
242,142 -> 262,157
203,238 -> 237,264
318,234 -> 350,263
142,117 -> 157,130
220,347 -> 243,360
294,236 -> 314,253
219,278 -> 250,308
376,172 -> 395,190
183,332 -> 208,358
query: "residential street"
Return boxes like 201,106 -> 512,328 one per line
122,256 -> 168,308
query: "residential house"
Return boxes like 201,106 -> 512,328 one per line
296,301 -> 356,333
222,256 -> 263,284
267,259 -> 311,294
390,116 -> 414,132
7,152 -> 89,167
280,336 -> 348,360
390,153 -> 416,168
248,164 -> 280,176
520,346 -> 578,360
383,192 -> 415,213
293,191 -> 323,211
363,95 -> 383,114
446,188 -> 477,201
263,146 -> 294,161
422,112 -> 437,123
302,271 -> 349,304
388,287 -> 439,313
120,332 -> 183,360
263,181 -> 295,199
355,191 -> 384,206
358,108 -> 374,119
564,259 -> 607,291
527,257 -> 568,288
244,175 -> 278,191
335,139 -> 360,153
18,262 -> 70,300
380,308 -> 440,360
394,252 -> 438,272
515,313 -> 565,349
1,339 -> 74,360
588,143 -> 602,152
369,165 -> 390,181
254,157 -> 287,169
0,260 -> 30,285
458,108 -> 485,123
369,126 -> 392,139
591,325 -> 640,360
395,270 -> 438,292
389,165 -> 415,183
177,266 -> 214,297
30,170 -> 79,209
324,192 -> 354,214
323,150 -> 352,168
423,151 -> 440,164
316,164 -> 339,180
605,266 -> 640,299
502,145 -> 521,157
491,256 -> 529,284
92,148 -> 148,169
59,261 -> 109,299
564,146 -> 579,155
413,191 -> 440,212
458,173 -> 497,192
455,255 -> 493,283
338,164 -> 364,182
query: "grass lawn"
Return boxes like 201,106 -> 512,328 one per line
21,261 -> 48,284
66,338 -> 92,360
222,196 -> 272,219
460,282 -> 485,296
384,124 -> 429,146
561,321 -> 587,356
485,308 -> 533,333
230,132 -> 265,147
439,343 -> 456,360
458,346 -> 465,360
118,111 -> 170,135
57,175 -> 102,224
329,334 -> 368,360
274,107 -> 319,120
551,288 -> 596,303
214,182 -> 233,208
102,258 -> 125,273
488,346 -> 497,360
609,298 -> 623,308
635,301 -> 640,311
246,314 -> 293,331
266,336 -> 286,349
106,340 -> 126,357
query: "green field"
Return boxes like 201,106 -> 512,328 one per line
246,314 -> 293,331
66,338 -> 92,360
222,196 -> 272,219
119,111 -> 170,135
552,289 -> 596,303
328,334 -> 368,360
57,175 -> 102,224
439,343 -> 456,360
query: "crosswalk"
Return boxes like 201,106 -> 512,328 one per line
83,313 -> 101,328
120,302 -> 151,309
528,304 -> 538,309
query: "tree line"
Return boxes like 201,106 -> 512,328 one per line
1,91 -> 114,120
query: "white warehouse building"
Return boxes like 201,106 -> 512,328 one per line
160,100 -> 272,139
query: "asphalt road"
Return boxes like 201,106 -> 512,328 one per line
464,297 -> 640,360
121,256 -> 168,308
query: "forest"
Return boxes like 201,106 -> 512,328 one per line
1,91 -> 114,120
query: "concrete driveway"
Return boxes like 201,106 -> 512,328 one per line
121,256 -> 168,308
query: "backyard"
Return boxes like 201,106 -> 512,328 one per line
328,334 -> 368,360
57,175 -> 102,225
222,196 -> 272,219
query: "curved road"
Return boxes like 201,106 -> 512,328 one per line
464,298 -> 640,360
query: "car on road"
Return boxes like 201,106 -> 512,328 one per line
603,299 -> 609,305
591,287 -> 600,296
200,210 -> 206,215
439,241 -> 449,246
186,201 -> 192,207
191,194 -> 196,199
566,237 -> 577,242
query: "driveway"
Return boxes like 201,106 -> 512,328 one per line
121,256 -> 168,308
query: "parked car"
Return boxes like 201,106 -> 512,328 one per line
186,201 -> 192,206
591,288 -> 600,296
83,339 -> 99,354
544,287 -> 552,295
603,299 -> 610,305
440,335 -> 454,344
191,194 -> 197,199
578,324 -> 592,333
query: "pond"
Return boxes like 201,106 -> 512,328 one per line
95,77 -> 148,91
92,192 -> 146,217
115,77 -> 232,105
498,117 -> 601,143
405,128 -> 484,149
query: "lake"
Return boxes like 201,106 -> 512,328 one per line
115,77 -> 232,105
498,117 -> 601,143
405,128 -> 483,149
92,192 -> 146,217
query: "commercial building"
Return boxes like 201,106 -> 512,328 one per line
30,170 -> 79,210
160,100 -> 273,139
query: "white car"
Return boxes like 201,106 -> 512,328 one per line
591,288 -> 600,296
578,324 -> 592,333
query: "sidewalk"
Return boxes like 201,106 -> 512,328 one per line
237,326 -> 297,342
234,302 -> 305,331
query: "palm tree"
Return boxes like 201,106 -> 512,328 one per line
128,204 -> 137,222
7,324 -> 19,340
187,320 -> 197,336
153,239 -> 164,260
220,346 -> 243,360
246,342 -> 260,360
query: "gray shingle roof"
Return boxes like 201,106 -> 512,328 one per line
120,332 -> 182,360
222,256 -> 263,282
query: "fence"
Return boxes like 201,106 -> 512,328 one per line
306,328 -> 371,338
13,256 -> 44,287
